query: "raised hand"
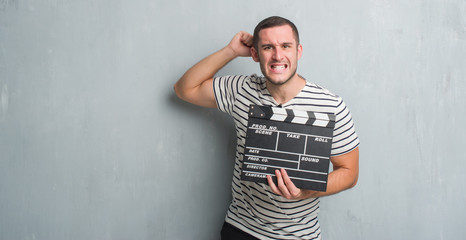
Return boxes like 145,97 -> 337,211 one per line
227,31 -> 254,57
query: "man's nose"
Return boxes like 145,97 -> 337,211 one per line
272,48 -> 283,60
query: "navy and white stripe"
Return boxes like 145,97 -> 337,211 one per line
213,74 -> 360,240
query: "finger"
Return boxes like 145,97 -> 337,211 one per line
280,169 -> 303,199
275,169 -> 291,198
243,34 -> 253,47
267,174 -> 282,195
280,168 -> 297,189
239,31 -> 253,47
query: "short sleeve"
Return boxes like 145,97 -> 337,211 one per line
213,75 -> 247,115
330,98 -> 360,156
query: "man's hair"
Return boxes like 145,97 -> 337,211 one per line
253,16 -> 300,50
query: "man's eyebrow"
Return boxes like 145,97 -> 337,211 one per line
260,42 -> 294,47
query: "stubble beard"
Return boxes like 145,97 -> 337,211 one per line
262,63 -> 298,87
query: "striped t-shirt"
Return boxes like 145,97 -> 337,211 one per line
213,74 -> 360,240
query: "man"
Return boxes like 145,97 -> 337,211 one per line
174,16 -> 359,240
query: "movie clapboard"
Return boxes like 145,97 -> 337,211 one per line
241,104 -> 336,192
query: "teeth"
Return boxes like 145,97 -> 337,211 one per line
272,65 -> 285,70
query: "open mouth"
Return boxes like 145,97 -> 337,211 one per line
270,64 -> 288,72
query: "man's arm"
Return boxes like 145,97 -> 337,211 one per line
173,31 -> 254,108
267,147 -> 359,200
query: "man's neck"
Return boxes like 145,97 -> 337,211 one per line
266,74 -> 306,105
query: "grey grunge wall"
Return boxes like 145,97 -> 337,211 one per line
1,0 -> 465,239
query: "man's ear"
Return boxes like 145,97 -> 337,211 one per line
297,44 -> 303,60
251,47 -> 260,62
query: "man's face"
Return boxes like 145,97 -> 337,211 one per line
251,25 -> 303,86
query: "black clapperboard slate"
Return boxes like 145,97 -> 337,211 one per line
241,104 -> 336,192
